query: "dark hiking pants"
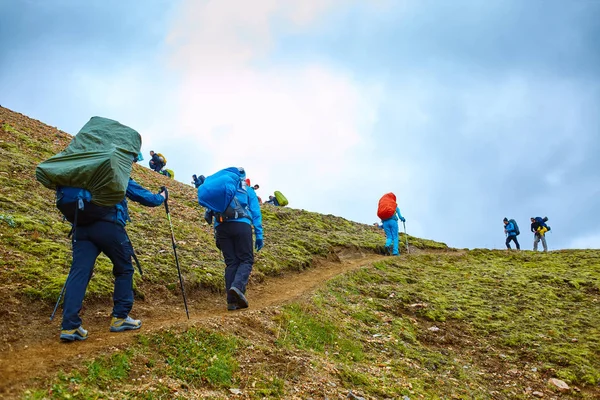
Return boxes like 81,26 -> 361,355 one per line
216,222 -> 254,304
149,161 -> 164,172
506,235 -> 520,250
62,221 -> 135,330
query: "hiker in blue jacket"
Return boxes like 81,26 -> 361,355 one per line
60,178 -> 165,342
381,206 -> 405,256
192,174 -> 205,188
503,217 -> 520,250
202,168 -> 264,311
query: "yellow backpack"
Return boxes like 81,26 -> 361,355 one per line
163,169 -> 175,179
157,153 -> 167,165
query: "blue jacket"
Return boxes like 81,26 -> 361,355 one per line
106,179 -> 165,226
505,221 -> 517,236
383,207 -> 404,222
214,186 -> 264,240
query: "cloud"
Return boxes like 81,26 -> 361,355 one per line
167,0 -> 342,69
569,233 -> 600,250
162,0 -> 384,214
2,0 -> 598,250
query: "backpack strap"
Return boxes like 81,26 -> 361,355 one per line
69,192 -> 86,244
124,231 -> 143,276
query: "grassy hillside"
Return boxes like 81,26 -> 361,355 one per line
0,105 -> 439,304
2,107 -> 598,399
22,250 -> 600,399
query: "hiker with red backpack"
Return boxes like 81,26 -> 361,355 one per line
503,217 -> 520,250
377,193 -> 406,256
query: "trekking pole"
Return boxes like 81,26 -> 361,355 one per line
403,220 -> 409,254
50,279 -> 67,321
51,210 -> 81,321
160,187 -> 190,319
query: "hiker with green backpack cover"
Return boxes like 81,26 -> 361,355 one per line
36,117 -> 166,342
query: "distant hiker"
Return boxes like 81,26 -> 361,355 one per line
530,216 -> 550,252
265,195 -> 279,206
252,184 -> 262,203
265,191 -> 288,207
148,150 -> 166,172
36,117 -> 166,342
246,182 -> 262,204
377,193 -> 405,256
192,174 -> 206,188
503,217 -> 520,250
197,167 -> 264,311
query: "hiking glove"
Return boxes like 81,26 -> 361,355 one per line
204,210 -> 214,225
255,238 -> 264,252
400,217 -> 406,222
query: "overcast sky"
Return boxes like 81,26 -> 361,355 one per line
2,0 -> 599,250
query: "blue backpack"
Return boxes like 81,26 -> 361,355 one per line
197,167 -> 250,223
56,187 -> 113,226
508,219 -> 520,236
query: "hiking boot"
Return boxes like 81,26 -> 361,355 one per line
60,326 -> 88,342
227,303 -> 240,311
228,287 -> 249,309
110,316 -> 142,332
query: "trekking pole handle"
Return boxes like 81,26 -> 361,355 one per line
159,186 -> 170,213
159,186 -> 168,199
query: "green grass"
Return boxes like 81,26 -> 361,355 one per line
23,328 -> 238,399
19,251 -> 600,399
323,250 -> 600,396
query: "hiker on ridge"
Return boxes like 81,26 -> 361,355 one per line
252,184 -> 262,204
244,180 -> 262,204
530,216 -> 549,252
148,150 -> 165,172
197,167 -> 264,311
192,174 -> 205,188
503,217 -> 520,250
59,172 -> 166,341
265,195 -> 279,206
376,192 -> 405,256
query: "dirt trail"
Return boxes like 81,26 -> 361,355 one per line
0,252 -> 385,397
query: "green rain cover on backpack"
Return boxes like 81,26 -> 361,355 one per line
36,117 -> 142,207
274,191 -> 288,207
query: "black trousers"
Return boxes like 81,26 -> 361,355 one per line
62,221 -> 134,329
216,222 -> 254,304
505,235 -> 520,250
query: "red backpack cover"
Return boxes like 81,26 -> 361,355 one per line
377,192 -> 397,220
